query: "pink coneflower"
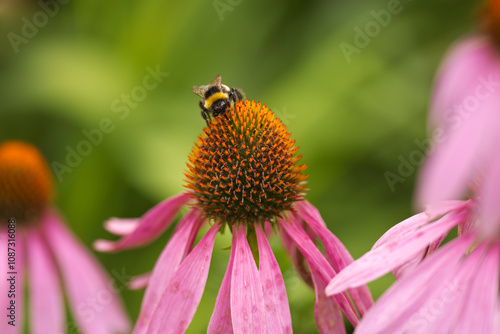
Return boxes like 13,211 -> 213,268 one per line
0,141 -> 130,334
95,100 -> 373,333
325,3 -> 500,333
325,199 -> 500,333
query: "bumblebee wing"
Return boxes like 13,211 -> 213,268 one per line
211,74 -> 222,88
192,84 -> 209,97
235,88 -> 245,101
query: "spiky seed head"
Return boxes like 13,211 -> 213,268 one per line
185,100 -> 308,224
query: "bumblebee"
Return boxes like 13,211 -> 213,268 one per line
192,75 -> 245,125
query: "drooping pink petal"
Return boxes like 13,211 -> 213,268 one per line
295,202 -> 354,271
208,235 -> 236,334
373,212 -> 434,279
451,244 -> 499,334
417,37 -> 500,208
326,209 -> 465,296
43,211 -> 130,334
374,200 -> 469,250
354,235 -> 475,334
458,212 -> 477,236
134,208 -> 205,334
128,272 -> 151,290
255,224 -> 292,333
279,225 -> 312,287
478,142 -> 500,237
392,200 -> 472,279
372,212 -> 430,250
429,37 -> 500,128
423,200 -> 470,220
391,232 -> 447,280
146,223 -> 220,333
295,202 -> 373,315
374,202 -> 468,280
409,242 -> 485,334
264,220 -> 274,233
104,218 -> 140,236
281,216 -> 360,326
416,97 -> 500,208
230,224 -> 267,333
94,193 -> 190,252
26,228 -> 65,334
0,225 -> 25,334
309,265 -> 346,334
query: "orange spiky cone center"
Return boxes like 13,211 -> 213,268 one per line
0,141 -> 53,222
185,100 -> 308,224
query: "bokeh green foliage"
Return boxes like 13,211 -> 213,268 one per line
0,0 -> 476,332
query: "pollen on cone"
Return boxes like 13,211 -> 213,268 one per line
184,100 -> 308,224
0,141 -> 53,222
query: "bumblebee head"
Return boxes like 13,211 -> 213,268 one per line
192,75 -> 231,109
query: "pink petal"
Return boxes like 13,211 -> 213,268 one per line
478,143 -> 500,237
418,38 -> 500,207
391,232 -> 446,280
326,209 -> 465,296
295,202 -> 373,315
310,265 -> 346,334
389,201 -> 469,279
372,212 -> 430,250
95,193 -> 190,252
429,37 -> 500,128
208,235 -> 236,334
279,226 -> 312,287
263,220 -> 274,236
230,224 -> 267,333
354,235 -> 475,334
374,201 -> 468,251
408,242 -> 485,334
146,223 -> 220,333
452,244 -> 499,334
128,272 -> 151,290
0,225 -> 25,334
104,218 -> 140,236
416,104 -> 500,207
134,208 -> 205,334
281,216 -> 360,326
26,228 -> 65,334
255,224 -> 292,333
43,211 -> 130,334
423,200 -> 470,220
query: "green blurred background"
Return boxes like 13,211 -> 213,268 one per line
0,0 -> 477,332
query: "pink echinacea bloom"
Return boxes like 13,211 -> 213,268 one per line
96,99 -> 373,333
0,141 -> 130,334
326,4 -> 500,333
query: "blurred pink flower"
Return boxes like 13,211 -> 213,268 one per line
325,199 -> 500,333
326,13 -> 500,334
417,36 -> 500,238
96,101 -> 373,333
0,141 -> 130,334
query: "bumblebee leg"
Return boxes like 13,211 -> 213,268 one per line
228,88 -> 236,103
230,88 -> 243,102
199,101 -> 211,126
201,110 -> 210,126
